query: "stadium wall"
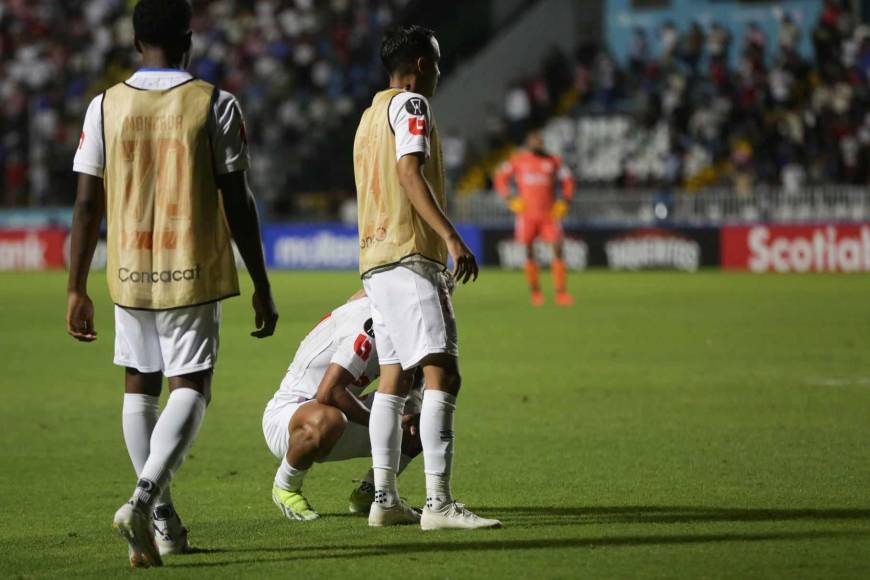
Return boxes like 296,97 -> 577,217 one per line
432,0 -> 591,149
2,221 -> 869,274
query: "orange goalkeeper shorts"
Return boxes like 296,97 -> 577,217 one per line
515,215 -> 563,244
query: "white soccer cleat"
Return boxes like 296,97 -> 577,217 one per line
153,504 -> 192,556
420,502 -> 502,530
368,498 -> 421,527
112,501 -> 163,568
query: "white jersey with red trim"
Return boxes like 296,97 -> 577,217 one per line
268,298 -> 380,409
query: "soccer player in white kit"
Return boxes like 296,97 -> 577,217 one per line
66,0 -> 278,568
263,291 -> 422,520
353,25 -> 501,529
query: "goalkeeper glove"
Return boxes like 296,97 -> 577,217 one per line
551,199 -> 569,219
507,197 -> 525,214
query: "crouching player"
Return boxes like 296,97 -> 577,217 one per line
262,291 -> 422,520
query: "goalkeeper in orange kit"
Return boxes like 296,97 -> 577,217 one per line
494,129 -> 575,306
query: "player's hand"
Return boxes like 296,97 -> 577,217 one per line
446,234 -> 479,285
251,288 -> 278,338
401,413 -> 420,438
66,291 -> 97,342
507,197 -> 525,214
551,199 -> 569,220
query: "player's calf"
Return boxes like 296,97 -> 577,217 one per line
272,404 -> 348,522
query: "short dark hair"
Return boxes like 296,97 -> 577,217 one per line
133,0 -> 192,53
380,25 -> 436,75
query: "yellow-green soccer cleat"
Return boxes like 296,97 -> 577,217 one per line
272,486 -> 320,521
348,480 -> 376,514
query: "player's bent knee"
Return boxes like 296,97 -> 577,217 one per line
306,405 -> 347,449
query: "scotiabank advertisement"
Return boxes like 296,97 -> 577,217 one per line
722,224 -> 870,273
0,228 -> 67,271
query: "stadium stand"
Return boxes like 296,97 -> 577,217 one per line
464,0 -> 870,194
0,0 -> 867,221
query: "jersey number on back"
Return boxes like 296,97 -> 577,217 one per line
121,138 -> 191,224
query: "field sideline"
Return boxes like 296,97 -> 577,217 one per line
1,270 -> 869,579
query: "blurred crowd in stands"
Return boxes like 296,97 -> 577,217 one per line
0,0 -> 408,211
1,0 -> 868,211
493,0 -> 870,192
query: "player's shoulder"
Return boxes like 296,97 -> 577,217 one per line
86,92 -> 105,111
214,87 -> 241,109
390,91 -> 431,118
333,296 -> 371,322
332,297 -> 373,337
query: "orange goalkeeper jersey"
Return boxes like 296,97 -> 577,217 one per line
494,150 -> 574,219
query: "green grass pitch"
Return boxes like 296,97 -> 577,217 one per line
2,269 -> 870,578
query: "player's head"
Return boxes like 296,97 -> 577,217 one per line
525,129 -> 545,152
133,0 -> 193,67
380,25 -> 440,97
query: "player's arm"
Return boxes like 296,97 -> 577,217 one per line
392,94 -> 478,283
494,160 -> 524,214
211,91 -> 277,338
558,159 -> 575,201
67,96 -> 104,342
66,173 -> 104,342
493,160 -> 514,198
314,364 -> 371,426
397,154 -> 478,284
551,159 -> 574,220
217,171 -> 278,338
495,160 -> 525,213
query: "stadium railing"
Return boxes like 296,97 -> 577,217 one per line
454,186 -> 870,227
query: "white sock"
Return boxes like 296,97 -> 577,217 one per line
122,394 -> 175,508
421,389 -> 456,510
122,394 -> 159,475
133,388 -> 206,508
369,392 -> 406,507
361,454 -> 412,486
274,458 -> 307,492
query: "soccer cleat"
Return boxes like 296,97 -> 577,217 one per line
368,498 -> 421,527
112,501 -> 163,568
420,501 -> 502,531
555,292 -> 574,307
531,291 -> 545,306
272,486 -> 319,521
153,504 -> 191,556
348,480 -> 376,514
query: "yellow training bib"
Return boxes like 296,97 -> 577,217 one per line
102,79 -> 239,309
354,89 -> 447,276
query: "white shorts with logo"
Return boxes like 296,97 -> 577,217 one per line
262,396 -> 374,462
362,264 -> 458,370
114,302 -> 221,377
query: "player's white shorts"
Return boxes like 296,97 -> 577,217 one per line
362,264 -> 458,370
262,396 -> 374,462
114,302 -> 221,377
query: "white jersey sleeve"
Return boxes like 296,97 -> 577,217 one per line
71,87 -> 250,177
72,94 -> 104,177
329,301 -> 377,381
211,90 -> 251,175
388,92 -> 431,161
